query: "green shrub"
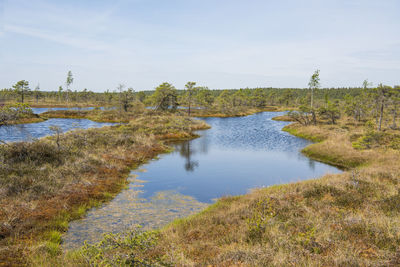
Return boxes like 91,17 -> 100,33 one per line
47,230 -> 62,244
78,226 -> 161,266
246,198 -> 276,243
43,241 -> 61,257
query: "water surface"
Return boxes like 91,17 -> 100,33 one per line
0,118 -> 116,142
64,112 -> 341,248
31,106 -> 116,114
31,107 -> 97,114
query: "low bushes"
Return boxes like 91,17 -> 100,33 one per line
58,116 -> 400,266
0,103 -> 43,125
0,113 -> 209,265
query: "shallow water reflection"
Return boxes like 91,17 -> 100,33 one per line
63,176 -> 207,249
64,112 -> 341,248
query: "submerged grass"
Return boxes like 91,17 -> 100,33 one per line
0,113 -> 209,266
53,115 -> 400,266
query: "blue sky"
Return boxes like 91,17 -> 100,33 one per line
0,0 -> 399,92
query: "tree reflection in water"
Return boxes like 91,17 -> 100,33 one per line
174,129 -> 211,172
176,141 -> 199,172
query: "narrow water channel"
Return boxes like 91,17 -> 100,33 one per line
30,106 -> 114,114
31,107 -> 97,114
0,118 -> 116,143
63,112 -> 341,249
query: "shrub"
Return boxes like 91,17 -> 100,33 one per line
78,226 -> 161,266
1,141 -> 64,165
246,198 -> 276,243
0,103 -> 33,125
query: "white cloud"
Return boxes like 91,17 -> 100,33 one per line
0,0 -> 399,90
4,24 -> 110,51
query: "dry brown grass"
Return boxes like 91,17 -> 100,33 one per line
190,106 -> 293,118
5,116 -> 46,125
61,116 -> 400,266
143,122 -> 400,266
41,108 -> 142,123
0,113 -> 209,266
283,121 -> 374,169
8,113 -> 400,266
271,115 -> 295,121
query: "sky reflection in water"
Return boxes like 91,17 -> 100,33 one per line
64,112 -> 341,249
0,118 -> 116,143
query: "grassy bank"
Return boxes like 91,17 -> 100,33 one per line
0,113 -> 209,266
188,106 -> 295,118
41,106 -> 292,122
281,122 -> 376,169
0,104 -> 47,126
4,101 -> 103,109
3,115 -> 46,125
41,107 -> 152,123
41,109 -> 127,123
56,116 -> 400,266
271,115 -> 295,122
29,104 -> 101,108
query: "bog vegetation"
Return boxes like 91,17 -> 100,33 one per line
1,70 -> 400,266
0,111 -> 209,265
0,103 -> 44,126
1,70 -> 399,123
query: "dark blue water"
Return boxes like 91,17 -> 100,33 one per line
137,112 -> 339,202
0,118 -> 117,142
64,112 -> 341,248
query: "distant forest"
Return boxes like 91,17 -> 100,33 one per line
2,74 -> 400,131
2,82 -> 397,107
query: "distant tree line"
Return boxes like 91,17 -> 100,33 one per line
287,71 -> 400,132
1,71 -> 399,131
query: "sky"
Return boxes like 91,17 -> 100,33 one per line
0,0 -> 399,92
